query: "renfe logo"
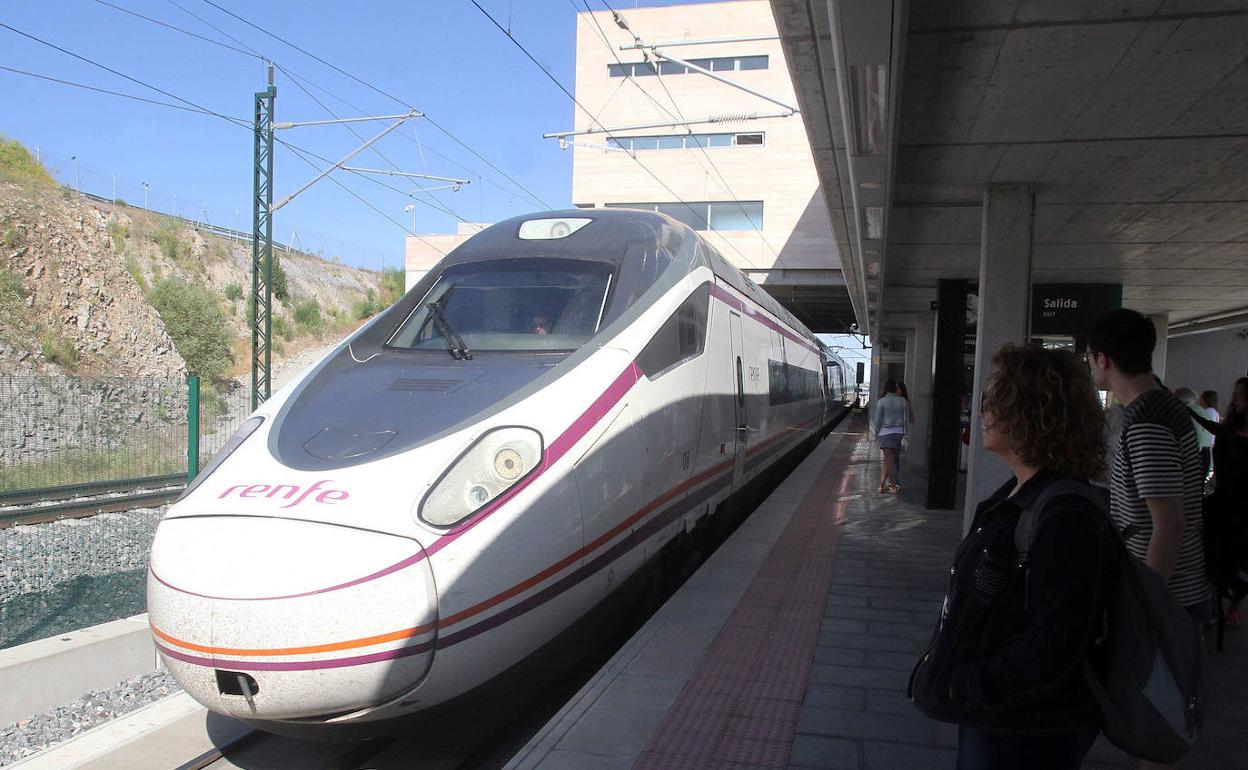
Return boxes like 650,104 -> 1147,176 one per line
218,480 -> 349,508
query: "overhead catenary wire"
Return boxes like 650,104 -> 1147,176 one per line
271,61 -> 480,230
197,0 -> 553,210
0,64 -> 247,121
90,0 -> 483,228
0,21 -> 444,257
89,0 -> 263,60
468,0 -> 760,268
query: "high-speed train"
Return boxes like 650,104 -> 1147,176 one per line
147,208 -> 852,733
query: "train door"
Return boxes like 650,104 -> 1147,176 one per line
730,311 -> 747,487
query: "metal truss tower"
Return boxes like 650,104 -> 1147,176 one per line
251,73 -> 275,410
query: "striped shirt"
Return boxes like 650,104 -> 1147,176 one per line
1110,388 -> 1208,607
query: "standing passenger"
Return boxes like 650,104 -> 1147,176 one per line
1175,388 -> 1215,480
870,380 -> 907,493
1086,308 -> 1208,770
910,344 -> 1112,769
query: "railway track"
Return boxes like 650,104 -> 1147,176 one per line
0,475 -> 185,528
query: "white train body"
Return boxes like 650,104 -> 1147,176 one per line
147,210 -> 851,729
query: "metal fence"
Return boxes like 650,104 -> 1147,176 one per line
0,376 -> 252,499
0,376 -> 253,649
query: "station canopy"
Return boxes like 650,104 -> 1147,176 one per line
773,0 -> 1248,338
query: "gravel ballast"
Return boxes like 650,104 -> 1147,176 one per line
0,669 -> 182,767
1,506 -> 165,648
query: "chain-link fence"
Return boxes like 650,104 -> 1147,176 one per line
0,376 -> 253,649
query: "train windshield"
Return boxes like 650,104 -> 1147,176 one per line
386,258 -> 615,353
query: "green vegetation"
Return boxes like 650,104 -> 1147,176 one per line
124,252 -> 146,290
108,220 -> 128,254
146,277 -> 232,381
224,282 -> 243,302
0,136 -> 55,187
380,266 -> 404,304
152,222 -> 188,263
40,333 -> 77,370
353,288 -> 379,320
266,253 -> 289,301
271,315 -> 293,341
0,268 -> 22,304
0,447 -> 185,493
293,297 -> 322,333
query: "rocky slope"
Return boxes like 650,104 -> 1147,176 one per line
0,177 -> 389,378
1,182 -> 184,376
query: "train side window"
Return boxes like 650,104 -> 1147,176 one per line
637,284 -> 710,378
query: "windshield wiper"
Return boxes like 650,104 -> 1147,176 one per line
425,300 -> 472,360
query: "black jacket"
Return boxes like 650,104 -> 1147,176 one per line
910,472 -> 1113,733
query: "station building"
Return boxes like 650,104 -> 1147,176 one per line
565,0 -> 852,331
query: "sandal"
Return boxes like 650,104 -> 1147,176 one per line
887,483 -> 901,494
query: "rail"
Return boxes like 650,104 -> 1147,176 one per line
0,482 -> 184,528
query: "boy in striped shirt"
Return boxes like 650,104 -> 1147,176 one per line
1086,308 -> 1207,769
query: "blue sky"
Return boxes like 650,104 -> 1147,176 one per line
1,0 -> 725,270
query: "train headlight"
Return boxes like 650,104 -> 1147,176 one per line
419,426 -> 544,528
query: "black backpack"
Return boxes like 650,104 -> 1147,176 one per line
1015,479 -> 1205,764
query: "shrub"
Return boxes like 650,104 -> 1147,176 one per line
293,297 -> 322,332
108,220 -> 128,254
263,253 -> 289,301
0,136 -> 55,187
40,333 -> 77,369
124,253 -> 146,290
380,267 -> 404,305
152,223 -> 186,262
0,269 -> 22,303
353,288 -> 378,320
272,315 -> 294,341
146,277 -> 232,381
224,282 -> 243,302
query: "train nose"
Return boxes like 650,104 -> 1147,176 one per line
147,516 -> 437,721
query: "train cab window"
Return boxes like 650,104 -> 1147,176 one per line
637,284 -> 710,378
386,259 -> 614,353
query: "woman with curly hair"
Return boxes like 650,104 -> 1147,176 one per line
911,343 -> 1115,769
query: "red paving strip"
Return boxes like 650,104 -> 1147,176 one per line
634,422 -> 862,769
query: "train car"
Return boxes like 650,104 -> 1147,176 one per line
147,208 -> 851,733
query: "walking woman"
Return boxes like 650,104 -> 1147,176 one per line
910,344 -> 1114,769
870,380 -> 908,493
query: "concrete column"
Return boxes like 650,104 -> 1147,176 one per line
1150,313 -> 1169,379
910,310 -> 936,475
964,185 -> 1034,532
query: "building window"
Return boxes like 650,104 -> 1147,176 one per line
605,201 -> 763,232
606,132 -> 765,152
607,55 -> 769,77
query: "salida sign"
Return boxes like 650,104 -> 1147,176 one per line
1030,283 -> 1122,335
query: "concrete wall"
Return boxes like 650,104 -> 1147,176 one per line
1165,324 -> 1248,410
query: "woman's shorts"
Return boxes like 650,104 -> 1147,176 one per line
879,433 -> 904,450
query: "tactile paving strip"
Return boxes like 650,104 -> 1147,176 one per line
634,422 -> 862,769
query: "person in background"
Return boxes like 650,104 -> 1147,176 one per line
1193,378 -> 1248,627
910,344 -> 1112,770
1199,390 -> 1221,424
870,380 -> 908,494
1086,309 -> 1207,770
1175,388 -> 1215,480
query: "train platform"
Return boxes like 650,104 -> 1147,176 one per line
506,416 -> 1248,769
